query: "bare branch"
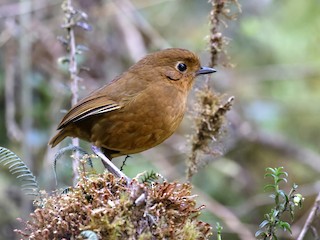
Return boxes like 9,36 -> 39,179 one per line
297,192 -> 320,240
61,0 -> 85,183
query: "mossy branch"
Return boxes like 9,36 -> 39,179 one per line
187,0 -> 240,180
15,171 -> 212,239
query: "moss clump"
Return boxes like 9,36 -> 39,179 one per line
188,87 -> 234,179
16,172 -> 212,239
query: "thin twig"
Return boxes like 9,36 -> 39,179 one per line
19,0 -> 33,218
65,2 -> 80,108
63,0 -> 81,183
297,192 -> 320,240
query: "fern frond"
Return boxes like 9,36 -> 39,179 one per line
140,170 -> 159,184
0,147 -> 39,197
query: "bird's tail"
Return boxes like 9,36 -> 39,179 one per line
49,130 -> 68,147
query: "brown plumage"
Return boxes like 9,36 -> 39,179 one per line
49,48 -> 216,159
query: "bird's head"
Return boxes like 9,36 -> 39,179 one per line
133,48 -> 216,92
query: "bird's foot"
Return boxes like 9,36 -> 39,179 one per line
91,145 -> 131,183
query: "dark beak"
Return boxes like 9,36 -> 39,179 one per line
196,66 -> 217,76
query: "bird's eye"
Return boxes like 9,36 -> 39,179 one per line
176,62 -> 187,72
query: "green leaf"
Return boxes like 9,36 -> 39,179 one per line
255,230 -> 266,238
279,221 -> 292,233
272,209 -> 279,218
276,177 -> 287,184
276,170 -> 288,178
264,184 -> 276,191
259,220 -> 270,228
278,190 -> 287,200
265,173 -> 276,179
266,167 -> 277,174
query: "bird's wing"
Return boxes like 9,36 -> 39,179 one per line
57,95 -> 121,129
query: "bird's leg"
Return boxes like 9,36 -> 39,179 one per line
91,145 -> 131,183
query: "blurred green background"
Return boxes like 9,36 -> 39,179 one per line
0,0 -> 320,239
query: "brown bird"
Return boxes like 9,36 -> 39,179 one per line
49,48 -> 216,160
